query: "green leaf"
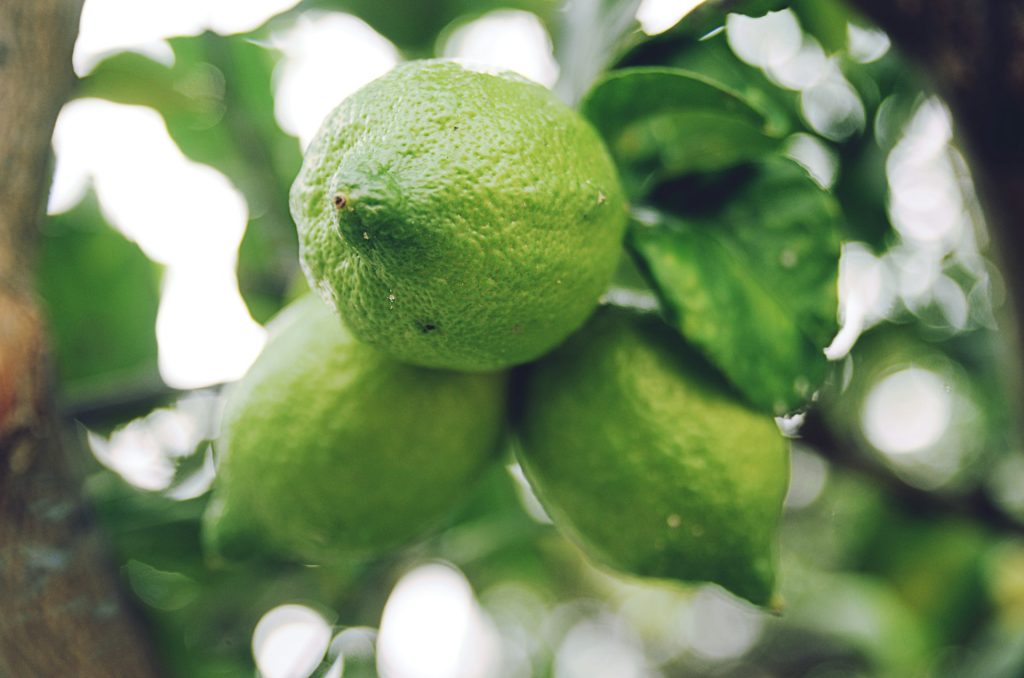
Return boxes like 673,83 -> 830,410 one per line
79,34 -> 302,323
628,158 -> 841,413
38,191 -> 163,397
582,67 -> 783,194
125,559 -> 201,611
791,0 -> 850,54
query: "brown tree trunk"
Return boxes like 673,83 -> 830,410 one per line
0,1 -> 161,675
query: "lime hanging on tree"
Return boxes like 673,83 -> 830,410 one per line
515,306 -> 790,606
290,59 -> 628,372
202,295 -> 507,564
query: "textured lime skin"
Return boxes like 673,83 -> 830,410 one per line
290,60 -> 628,371
202,295 -> 507,564
516,307 -> 789,605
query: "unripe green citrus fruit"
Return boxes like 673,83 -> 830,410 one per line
289,59 -> 628,371
515,307 -> 789,605
202,295 -> 507,564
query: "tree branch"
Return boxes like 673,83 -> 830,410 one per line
799,411 -> 1024,536
0,1 -> 161,674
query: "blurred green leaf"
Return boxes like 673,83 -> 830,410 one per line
791,0 -> 849,54
126,559 -> 202,611
629,158 -> 841,413
859,515 -> 991,644
582,67 -> 783,193
38,190 -> 162,395
786,571 -> 932,675
79,34 -> 302,323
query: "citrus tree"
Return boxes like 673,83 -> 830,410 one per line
3,0 -> 1024,676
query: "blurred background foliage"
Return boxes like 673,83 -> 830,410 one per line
37,0 -> 1024,675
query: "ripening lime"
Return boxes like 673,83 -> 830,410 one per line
289,59 -> 627,372
202,295 -> 507,564
516,307 -> 789,605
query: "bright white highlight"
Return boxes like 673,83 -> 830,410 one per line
848,24 -> 890,64
786,133 -> 838,189
726,11 -> 802,69
444,10 -> 559,88
156,266 -> 267,388
684,587 -> 763,660
862,367 -> 952,455
273,13 -> 400,148
507,462 -> 553,525
636,0 -> 706,35
85,391 -> 218,494
800,77 -> 865,141
826,242 -> 893,360
554,615 -> 648,678
49,99 -> 266,388
784,444 -> 829,510
377,563 -> 501,678
886,99 -> 962,247
727,11 -> 864,141
767,38 -> 828,91
327,627 -> 377,678
252,604 -> 332,678
74,0 -> 302,75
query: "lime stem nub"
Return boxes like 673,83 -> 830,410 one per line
332,193 -> 348,210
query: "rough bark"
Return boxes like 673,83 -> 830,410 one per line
847,0 -> 1024,413
0,1 -> 161,675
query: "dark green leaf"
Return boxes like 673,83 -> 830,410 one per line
38,191 -> 163,397
79,34 -> 303,323
670,31 -> 800,134
582,67 -> 783,193
629,158 -> 841,413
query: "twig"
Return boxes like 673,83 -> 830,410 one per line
799,410 -> 1024,536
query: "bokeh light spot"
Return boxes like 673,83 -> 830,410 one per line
443,10 -> 559,88
861,367 -> 952,455
378,563 -> 501,678
252,604 -> 332,678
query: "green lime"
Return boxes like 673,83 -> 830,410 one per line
290,59 -> 627,372
202,295 -> 507,564
515,307 -> 789,605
